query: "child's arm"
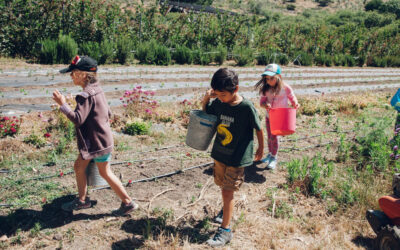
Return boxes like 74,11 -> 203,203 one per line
53,90 -> 92,126
260,96 -> 271,110
255,129 -> 264,161
285,85 -> 300,108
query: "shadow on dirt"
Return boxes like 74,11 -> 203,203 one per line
0,195 -> 109,236
202,162 -> 266,184
351,235 -> 375,249
112,217 -> 213,249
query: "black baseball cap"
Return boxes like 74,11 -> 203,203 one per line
59,55 -> 98,73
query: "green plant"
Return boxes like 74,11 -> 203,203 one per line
173,45 -> 193,64
214,44 -> 227,65
56,34 -> 78,64
124,121 -> 150,135
294,52 -> 313,66
136,40 -> 171,65
233,46 -> 255,66
23,133 -> 46,148
154,43 -> 171,66
99,40 -> 114,64
80,41 -> 101,63
30,222 -> 42,237
39,39 -> 58,64
336,134 -> 350,163
286,4 -> 296,10
192,49 -> 212,65
116,36 -> 133,65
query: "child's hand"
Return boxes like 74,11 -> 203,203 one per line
265,103 -> 271,111
205,89 -> 216,99
52,89 -> 66,106
255,147 -> 263,161
294,103 -> 300,109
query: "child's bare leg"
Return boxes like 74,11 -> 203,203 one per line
96,161 -> 132,204
221,189 -> 234,228
74,155 -> 90,202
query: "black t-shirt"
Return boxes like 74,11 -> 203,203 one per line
206,97 -> 262,167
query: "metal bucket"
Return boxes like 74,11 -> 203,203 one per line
186,110 -> 217,151
85,160 -> 108,187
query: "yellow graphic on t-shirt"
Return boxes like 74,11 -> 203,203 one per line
217,124 -> 232,146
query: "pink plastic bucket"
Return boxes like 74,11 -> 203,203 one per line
269,108 -> 296,136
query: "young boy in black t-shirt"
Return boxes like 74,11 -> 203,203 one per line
202,68 -> 264,247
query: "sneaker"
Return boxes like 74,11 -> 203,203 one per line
206,227 -> 233,247
214,209 -> 223,224
112,201 -> 139,216
61,197 -> 91,212
261,154 -> 272,164
267,156 -> 277,170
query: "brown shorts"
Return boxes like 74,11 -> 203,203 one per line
213,160 -> 245,191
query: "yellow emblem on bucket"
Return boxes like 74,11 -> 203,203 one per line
217,124 -> 232,146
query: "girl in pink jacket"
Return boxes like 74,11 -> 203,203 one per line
255,64 -> 299,170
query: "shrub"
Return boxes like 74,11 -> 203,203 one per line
99,40 -> 114,65
173,45 -> 193,64
214,44 -> 227,65
256,51 -> 270,65
56,34 -> 78,64
0,116 -> 21,138
356,54 -> 366,67
154,44 -> 171,66
192,49 -> 212,65
277,53 -> 289,65
116,36 -> 134,65
294,52 -> 312,66
385,56 -> 400,67
80,42 -> 101,63
333,54 -> 347,66
286,4 -> 296,11
316,0 -> 332,7
124,121 -> 150,135
136,40 -> 156,64
39,39 -> 58,64
365,0 -> 383,11
367,56 -> 387,67
233,46 -> 255,66
345,54 -> 356,67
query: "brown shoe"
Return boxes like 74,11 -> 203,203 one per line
112,201 -> 139,216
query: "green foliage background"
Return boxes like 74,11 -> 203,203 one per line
1,0 -> 400,66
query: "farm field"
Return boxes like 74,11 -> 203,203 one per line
0,63 -> 400,249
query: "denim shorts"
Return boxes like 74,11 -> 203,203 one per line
93,153 -> 111,163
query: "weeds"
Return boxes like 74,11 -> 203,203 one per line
124,121 -> 151,135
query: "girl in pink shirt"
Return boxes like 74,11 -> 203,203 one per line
255,64 -> 299,169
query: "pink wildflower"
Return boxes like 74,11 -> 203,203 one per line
10,128 -> 16,133
137,86 -> 142,89
38,112 -> 43,118
120,97 -> 123,100
3,117 -> 9,121
123,104 -> 127,107
44,133 -> 51,138
0,125 -> 3,128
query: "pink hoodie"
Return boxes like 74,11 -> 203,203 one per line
260,84 -> 298,117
